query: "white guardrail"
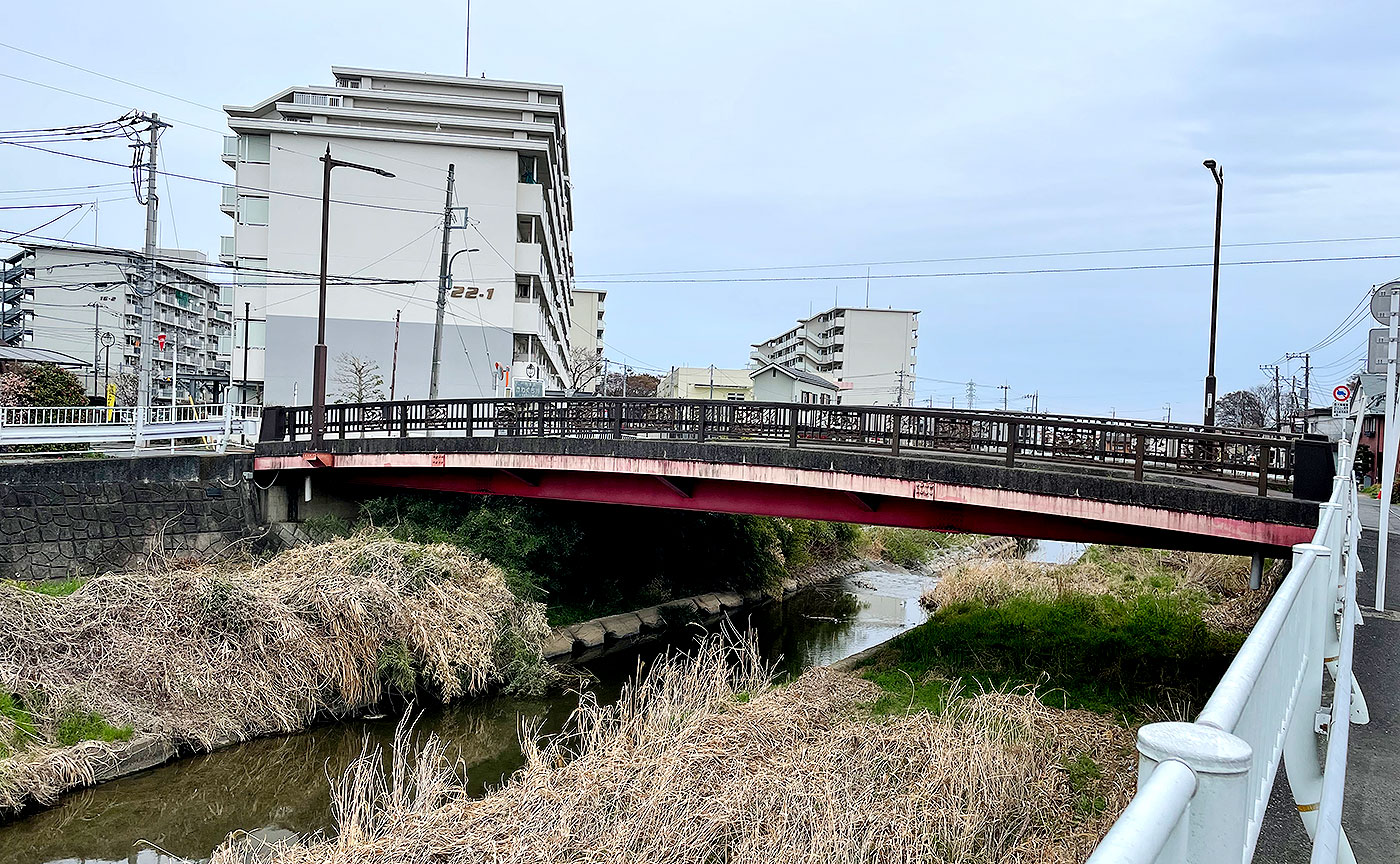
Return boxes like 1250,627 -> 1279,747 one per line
0,403 -> 262,452
1089,404 -> 1370,864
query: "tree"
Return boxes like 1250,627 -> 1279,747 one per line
1215,385 -> 1283,429
601,370 -> 659,397
332,354 -> 386,403
0,363 -> 86,407
568,347 -> 604,393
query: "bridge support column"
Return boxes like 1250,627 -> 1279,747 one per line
1135,722 -> 1252,861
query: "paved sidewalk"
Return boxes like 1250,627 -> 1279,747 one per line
1255,498 -> 1399,862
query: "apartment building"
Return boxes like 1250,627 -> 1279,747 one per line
1,243 -> 233,401
656,366 -> 752,401
568,287 -> 606,392
222,66 -> 576,403
751,306 -> 919,406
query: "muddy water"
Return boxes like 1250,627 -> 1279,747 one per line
0,541 -> 1085,864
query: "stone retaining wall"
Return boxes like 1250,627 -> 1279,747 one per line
0,454 -> 259,580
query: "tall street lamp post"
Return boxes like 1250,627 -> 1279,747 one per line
1202,158 -> 1224,426
311,145 -> 394,448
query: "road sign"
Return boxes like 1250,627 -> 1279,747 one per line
515,380 -> 544,398
1334,384 -> 1352,402
156,333 -> 166,351
1368,328 -> 1391,374
1332,404 -> 1349,417
524,362 -> 538,380
1371,281 -> 1400,324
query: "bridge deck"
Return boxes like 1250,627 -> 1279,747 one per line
255,434 -> 1320,555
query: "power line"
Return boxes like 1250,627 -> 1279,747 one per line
6,141 -> 443,216
582,235 -> 1400,278
574,254 -> 1400,285
0,41 -> 225,114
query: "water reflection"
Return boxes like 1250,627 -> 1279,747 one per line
0,562 -> 972,864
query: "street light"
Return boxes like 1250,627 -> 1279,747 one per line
428,246 -> 480,399
311,145 -> 395,448
1202,158 -> 1224,426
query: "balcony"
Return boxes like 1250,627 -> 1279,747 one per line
220,186 -> 237,216
219,236 -> 236,261
222,136 -> 238,167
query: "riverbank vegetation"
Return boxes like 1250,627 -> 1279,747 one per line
0,531 -> 551,814
213,633 -> 1130,864
860,546 -> 1267,719
347,492 -> 971,624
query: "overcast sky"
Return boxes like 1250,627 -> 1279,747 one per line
3,1 -> 1397,416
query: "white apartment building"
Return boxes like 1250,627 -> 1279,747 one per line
222,66 -> 576,404
568,287 -> 605,392
657,366 -> 752,401
751,306 -> 919,406
1,243 -> 234,401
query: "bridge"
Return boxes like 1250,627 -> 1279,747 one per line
253,397 -> 1333,556
252,394 -> 1373,862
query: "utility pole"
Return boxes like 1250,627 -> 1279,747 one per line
997,383 -> 1010,411
1163,403 -> 1172,423
135,114 -> 168,419
89,301 -> 101,397
1286,351 -> 1311,432
896,369 -> 907,406
428,164 -> 456,400
709,363 -> 715,400
1260,364 -> 1281,431
390,309 -> 401,401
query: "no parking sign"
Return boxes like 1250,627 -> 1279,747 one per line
1333,384 -> 1352,402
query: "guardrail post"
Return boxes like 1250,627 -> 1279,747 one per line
133,406 -> 146,450
788,407 -> 799,447
1136,722 -> 1253,861
538,400 -> 547,437
1005,420 -> 1017,468
890,412 -> 901,456
1134,433 -> 1146,481
612,400 -> 623,440
398,403 -> 409,438
1257,445 -> 1270,496
697,402 -> 708,443
217,402 -> 233,454
1282,541 -> 1333,848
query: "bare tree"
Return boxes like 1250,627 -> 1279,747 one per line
333,353 -> 386,403
569,347 -> 604,393
1215,385 -> 1281,429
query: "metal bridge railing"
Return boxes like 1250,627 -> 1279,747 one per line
260,397 -> 1320,494
1087,407 -> 1368,864
0,402 -> 263,452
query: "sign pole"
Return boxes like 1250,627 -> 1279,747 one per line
1378,286 -> 1399,612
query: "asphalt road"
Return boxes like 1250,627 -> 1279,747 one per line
1254,497 -> 1399,863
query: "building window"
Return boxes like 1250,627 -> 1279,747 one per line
515,277 -> 533,302
518,154 -> 538,184
726,392 -> 745,401
238,135 -> 270,163
802,392 -> 811,404
335,78 -> 361,88
517,216 -> 535,243
237,196 -> 269,226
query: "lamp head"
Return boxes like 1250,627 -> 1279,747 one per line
1203,159 -> 1217,170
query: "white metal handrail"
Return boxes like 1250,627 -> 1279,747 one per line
1088,399 -> 1368,864
0,402 -> 262,452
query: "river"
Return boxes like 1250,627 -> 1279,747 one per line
0,540 -> 1084,864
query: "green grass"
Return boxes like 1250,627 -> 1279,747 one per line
0,693 -> 39,756
376,639 -> 417,695
859,590 -> 1244,719
54,710 -> 132,747
8,578 -> 84,597
1063,752 -> 1108,814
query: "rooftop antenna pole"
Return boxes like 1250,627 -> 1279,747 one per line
464,0 -> 471,76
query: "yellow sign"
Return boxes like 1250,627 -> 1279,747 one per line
105,383 -> 116,421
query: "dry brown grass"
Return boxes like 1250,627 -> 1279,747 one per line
922,546 -> 1279,631
215,634 -> 1133,864
0,530 -> 548,812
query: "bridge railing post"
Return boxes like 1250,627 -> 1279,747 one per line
1132,722 -> 1253,864
399,403 -> 409,438
890,411 -> 902,457
1134,433 -> 1146,481
1005,420 -> 1017,468
1257,444 -> 1270,496
613,399 -> 623,440
788,406 -> 799,448
538,399 -> 547,438
697,402 -> 708,443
